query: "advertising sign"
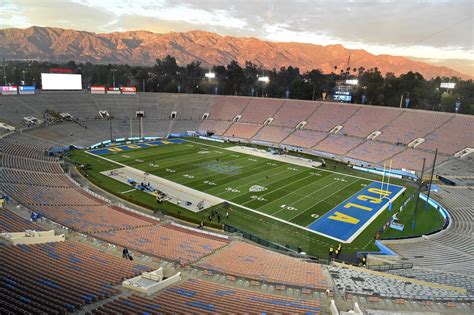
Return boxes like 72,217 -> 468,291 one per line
91,86 -> 106,94
1,86 -> 18,95
19,86 -> 36,95
122,86 -> 137,94
107,87 -> 121,94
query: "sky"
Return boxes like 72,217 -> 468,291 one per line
2,0 -> 473,76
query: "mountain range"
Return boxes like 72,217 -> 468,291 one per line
0,26 -> 469,79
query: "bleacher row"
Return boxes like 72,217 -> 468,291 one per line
0,240 -> 152,314
328,266 -> 471,302
91,278 -> 321,314
2,93 -> 473,172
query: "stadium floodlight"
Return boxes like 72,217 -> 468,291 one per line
205,71 -> 215,79
258,76 -> 270,83
440,82 -> 455,89
346,79 -> 358,85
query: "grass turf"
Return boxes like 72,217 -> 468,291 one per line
69,137 -> 444,258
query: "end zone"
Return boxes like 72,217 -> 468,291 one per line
308,182 -> 406,243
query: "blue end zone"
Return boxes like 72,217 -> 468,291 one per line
88,139 -> 184,155
307,182 -> 404,242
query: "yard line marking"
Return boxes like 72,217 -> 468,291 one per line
286,179 -> 360,221
270,177 -> 344,217
213,166 -> 296,197
240,171 -> 316,206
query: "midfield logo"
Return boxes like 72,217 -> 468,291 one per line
249,185 -> 267,192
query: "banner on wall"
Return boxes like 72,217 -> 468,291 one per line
122,86 -> 137,94
107,87 -> 121,94
19,86 -> 36,95
1,86 -> 18,95
91,86 -> 106,94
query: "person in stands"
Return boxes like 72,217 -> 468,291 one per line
122,247 -> 129,259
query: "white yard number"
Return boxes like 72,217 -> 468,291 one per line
250,195 -> 267,201
266,162 -> 277,166
203,180 -> 217,186
287,167 -> 299,171
334,177 -> 347,182
310,172 -> 321,176
225,187 -> 240,193
183,174 -> 194,179
280,204 -> 298,211
165,168 -> 176,173
248,158 -> 257,162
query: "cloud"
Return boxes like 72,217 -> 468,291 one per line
2,0 -> 473,67
3,0 -> 116,32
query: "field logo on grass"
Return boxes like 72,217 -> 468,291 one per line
249,185 -> 267,192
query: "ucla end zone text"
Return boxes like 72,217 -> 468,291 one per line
308,182 -> 405,243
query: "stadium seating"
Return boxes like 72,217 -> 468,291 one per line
423,115 -> 474,154
253,125 -> 294,143
199,119 -> 232,135
346,141 -> 405,164
271,100 -> 320,127
313,134 -> 364,156
196,241 -> 327,289
0,208 -> 44,233
385,268 -> 474,294
92,278 -> 321,314
0,240 -> 151,313
342,106 -> 401,138
224,122 -> 262,139
378,110 -> 452,144
305,102 -> 359,132
93,224 -> 229,265
387,148 -> 450,171
328,266 -> 470,301
282,129 -> 328,148
239,98 -> 284,124
208,96 -> 249,121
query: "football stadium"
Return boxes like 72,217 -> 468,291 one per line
1,2 -> 473,314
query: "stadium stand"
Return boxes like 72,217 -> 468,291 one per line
0,208 -> 44,233
346,141 -> 405,164
271,100 -> 319,127
92,278 -> 321,314
196,241 -> 327,289
328,265 -> 471,301
341,106 -> 401,138
1,92 -> 474,314
0,240 -> 151,313
384,186 -> 473,275
387,148 -> 450,172
253,125 -> 294,143
223,122 -> 262,139
313,134 -> 365,156
378,110 -> 453,144
207,96 -> 249,121
199,119 -> 232,135
239,98 -> 284,124
304,102 -> 359,132
385,268 -> 474,294
282,129 -> 328,148
93,224 -> 229,265
422,115 -> 474,154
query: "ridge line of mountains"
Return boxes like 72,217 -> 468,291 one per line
0,26 -> 469,79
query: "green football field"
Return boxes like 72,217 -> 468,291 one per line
71,137 -> 445,258
92,138 -> 378,229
